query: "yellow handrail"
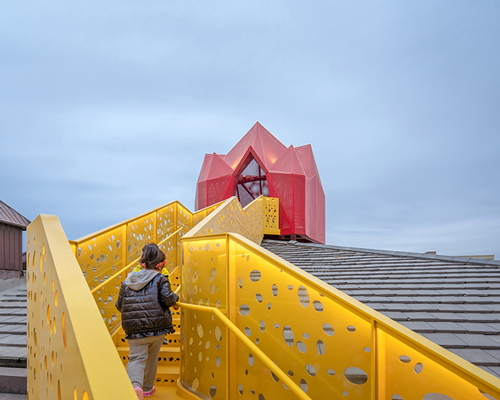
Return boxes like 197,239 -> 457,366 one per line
90,227 -> 187,295
177,302 -> 312,400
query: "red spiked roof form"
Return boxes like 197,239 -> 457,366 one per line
195,122 -> 325,244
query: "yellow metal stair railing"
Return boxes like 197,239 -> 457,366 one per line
28,192 -> 500,399
179,229 -> 500,399
26,199 -> 229,399
177,301 -> 312,400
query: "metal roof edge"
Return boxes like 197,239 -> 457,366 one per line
262,239 -> 500,267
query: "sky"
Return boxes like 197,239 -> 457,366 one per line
1,1 -> 499,258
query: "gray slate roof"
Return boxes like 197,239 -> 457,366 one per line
261,239 -> 500,378
0,201 -> 30,229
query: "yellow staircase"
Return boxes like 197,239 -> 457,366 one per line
25,196 -> 500,400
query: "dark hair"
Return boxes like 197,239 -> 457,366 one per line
139,243 -> 166,270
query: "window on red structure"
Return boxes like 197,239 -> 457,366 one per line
234,155 -> 269,207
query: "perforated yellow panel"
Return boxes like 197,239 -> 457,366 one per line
156,204 -> 177,242
27,215 -> 136,400
380,326 -> 500,400
186,196 -> 280,245
72,201 -> 197,333
192,201 -> 225,227
230,239 -> 372,399
76,225 -> 126,332
181,236 -> 228,399
180,231 -> 500,400
262,197 -> 280,235
127,214 -> 156,263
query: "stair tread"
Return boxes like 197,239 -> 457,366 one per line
117,346 -> 180,353
157,365 -> 180,374
154,384 -> 184,399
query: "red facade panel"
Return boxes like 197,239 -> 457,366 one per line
195,122 -> 326,244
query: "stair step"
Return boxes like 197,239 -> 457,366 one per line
117,346 -> 181,366
116,331 -> 181,347
155,365 -> 180,386
153,384 -> 184,399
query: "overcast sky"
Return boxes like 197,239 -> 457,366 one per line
1,1 -> 499,258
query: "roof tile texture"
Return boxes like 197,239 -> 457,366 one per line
262,239 -> 500,378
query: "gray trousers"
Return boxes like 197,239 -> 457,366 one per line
127,334 -> 165,391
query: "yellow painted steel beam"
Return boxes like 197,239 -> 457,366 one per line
177,302 -> 312,400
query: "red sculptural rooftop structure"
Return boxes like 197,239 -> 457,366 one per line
195,122 -> 325,244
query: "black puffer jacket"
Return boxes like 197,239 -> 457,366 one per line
115,269 -> 179,339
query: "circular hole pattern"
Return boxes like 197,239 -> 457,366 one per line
272,284 -> 278,296
347,325 -> 356,332
300,379 -> 308,393
209,268 -> 216,282
327,369 -> 335,376
244,327 -> 251,337
399,355 -> 411,363
323,323 -> 334,336
239,305 -> 250,316
414,363 -> 423,374
248,353 -> 254,366
250,270 -> 261,282
317,340 -> 325,355
209,385 -> 216,398
298,286 -> 309,307
256,293 -> 263,303
345,367 -> 368,385
296,341 -> 307,353
260,321 -> 266,333
392,395 -> 403,400
306,364 -> 316,377
283,326 -> 294,347
215,326 -> 222,341
313,300 -> 324,312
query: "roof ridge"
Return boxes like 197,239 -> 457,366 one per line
262,240 -> 500,267
0,200 -> 31,229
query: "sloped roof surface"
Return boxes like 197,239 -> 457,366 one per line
261,239 -> 500,378
0,201 -> 30,229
